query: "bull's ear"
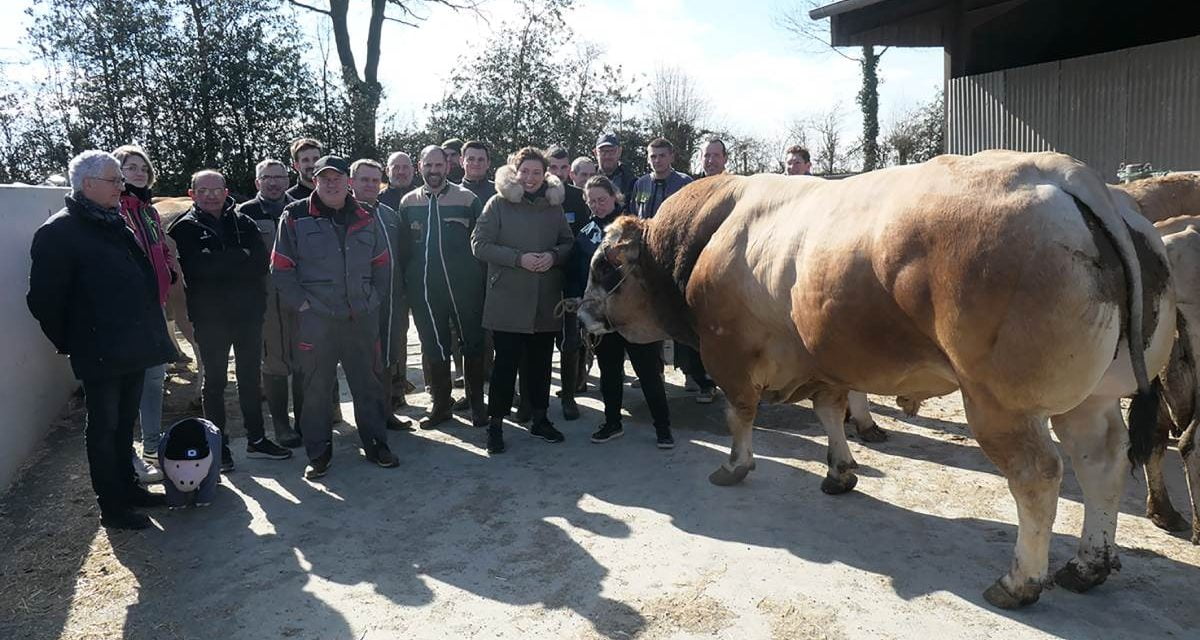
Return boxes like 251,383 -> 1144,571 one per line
605,217 -> 643,265
614,237 -> 640,263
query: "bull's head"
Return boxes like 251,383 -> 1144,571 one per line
577,216 -> 672,344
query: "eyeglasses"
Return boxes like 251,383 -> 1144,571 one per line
193,187 -> 227,196
90,176 -> 125,187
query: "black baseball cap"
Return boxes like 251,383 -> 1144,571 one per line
313,155 -> 350,176
595,133 -> 619,148
163,418 -> 211,461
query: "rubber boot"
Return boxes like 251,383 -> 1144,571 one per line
264,374 -> 301,448
464,354 -> 489,428
487,416 -> 506,454
420,357 -> 455,429
560,349 -> 580,421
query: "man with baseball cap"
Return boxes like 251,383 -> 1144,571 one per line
594,132 -> 637,210
272,155 -> 397,478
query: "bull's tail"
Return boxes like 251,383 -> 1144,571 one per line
1127,377 -> 1161,467
1057,158 -> 1155,465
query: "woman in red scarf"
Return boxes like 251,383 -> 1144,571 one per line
113,145 -> 178,483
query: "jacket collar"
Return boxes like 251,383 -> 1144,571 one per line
495,166 -> 566,205
66,193 -> 125,228
307,192 -> 369,221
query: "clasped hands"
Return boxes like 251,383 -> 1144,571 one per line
519,252 -> 554,273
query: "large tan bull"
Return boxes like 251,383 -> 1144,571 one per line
153,197 -> 201,404
578,151 -> 1176,608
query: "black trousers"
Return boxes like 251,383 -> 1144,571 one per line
674,343 -> 715,390
195,315 -> 265,446
82,372 -> 144,514
295,311 -> 388,459
489,331 -> 555,418
595,334 -> 670,429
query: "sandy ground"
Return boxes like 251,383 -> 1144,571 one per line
1,326 -> 1198,640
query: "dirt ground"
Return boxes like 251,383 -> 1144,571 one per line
1,326 -> 1198,640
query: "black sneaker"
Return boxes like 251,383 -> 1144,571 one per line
100,509 -> 152,530
220,446 -> 235,472
590,423 -> 624,443
487,427 -> 506,455
127,488 -> 167,509
530,421 -> 565,444
247,438 -> 293,460
305,445 -> 332,479
387,415 -> 415,432
366,440 -> 399,468
656,431 -> 676,450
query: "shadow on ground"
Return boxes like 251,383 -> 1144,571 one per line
3,359 -> 1199,639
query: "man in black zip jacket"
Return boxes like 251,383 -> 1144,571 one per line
28,150 -> 178,531
169,170 -> 292,471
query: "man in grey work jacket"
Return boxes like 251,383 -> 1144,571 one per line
271,155 -> 397,479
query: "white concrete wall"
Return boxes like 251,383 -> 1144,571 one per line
0,185 -> 76,491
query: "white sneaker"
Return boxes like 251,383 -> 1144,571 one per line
133,453 -> 164,484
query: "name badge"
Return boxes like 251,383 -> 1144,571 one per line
565,211 -> 576,223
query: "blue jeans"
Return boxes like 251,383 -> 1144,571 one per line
139,363 -> 167,453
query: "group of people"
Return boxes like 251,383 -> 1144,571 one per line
25,131 -> 814,530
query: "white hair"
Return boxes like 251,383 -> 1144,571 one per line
255,158 -> 288,177
571,156 -> 595,173
67,150 -> 120,193
386,151 -> 412,166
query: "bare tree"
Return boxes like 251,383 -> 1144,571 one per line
795,105 -> 855,174
288,0 -> 481,158
648,66 -> 711,173
778,1 -> 886,172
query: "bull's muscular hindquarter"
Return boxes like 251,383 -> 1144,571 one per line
584,151 -> 1177,608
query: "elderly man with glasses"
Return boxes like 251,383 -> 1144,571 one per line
28,150 -> 179,530
169,169 -> 292,472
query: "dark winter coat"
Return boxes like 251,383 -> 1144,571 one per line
27,194 -> 177,381
168,203 -> 269,325
471,167 -> 574,334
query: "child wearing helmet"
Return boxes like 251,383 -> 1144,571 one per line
158,418 -> 222,508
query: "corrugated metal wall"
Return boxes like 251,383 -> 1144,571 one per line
947,35 -> 1200,181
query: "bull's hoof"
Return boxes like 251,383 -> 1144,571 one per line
857,424 -> 889,443
1148,507 -> 1190,532
709,464 -> 752,486
820,473 -> 858,495
1054,558 -> 1114,593
983,579 -> 1042,609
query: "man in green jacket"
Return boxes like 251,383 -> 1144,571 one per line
396,146 -> 488,428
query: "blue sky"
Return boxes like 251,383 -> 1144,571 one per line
1,0 -> 944,143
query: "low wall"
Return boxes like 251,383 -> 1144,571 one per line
0,185 -> 76,491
